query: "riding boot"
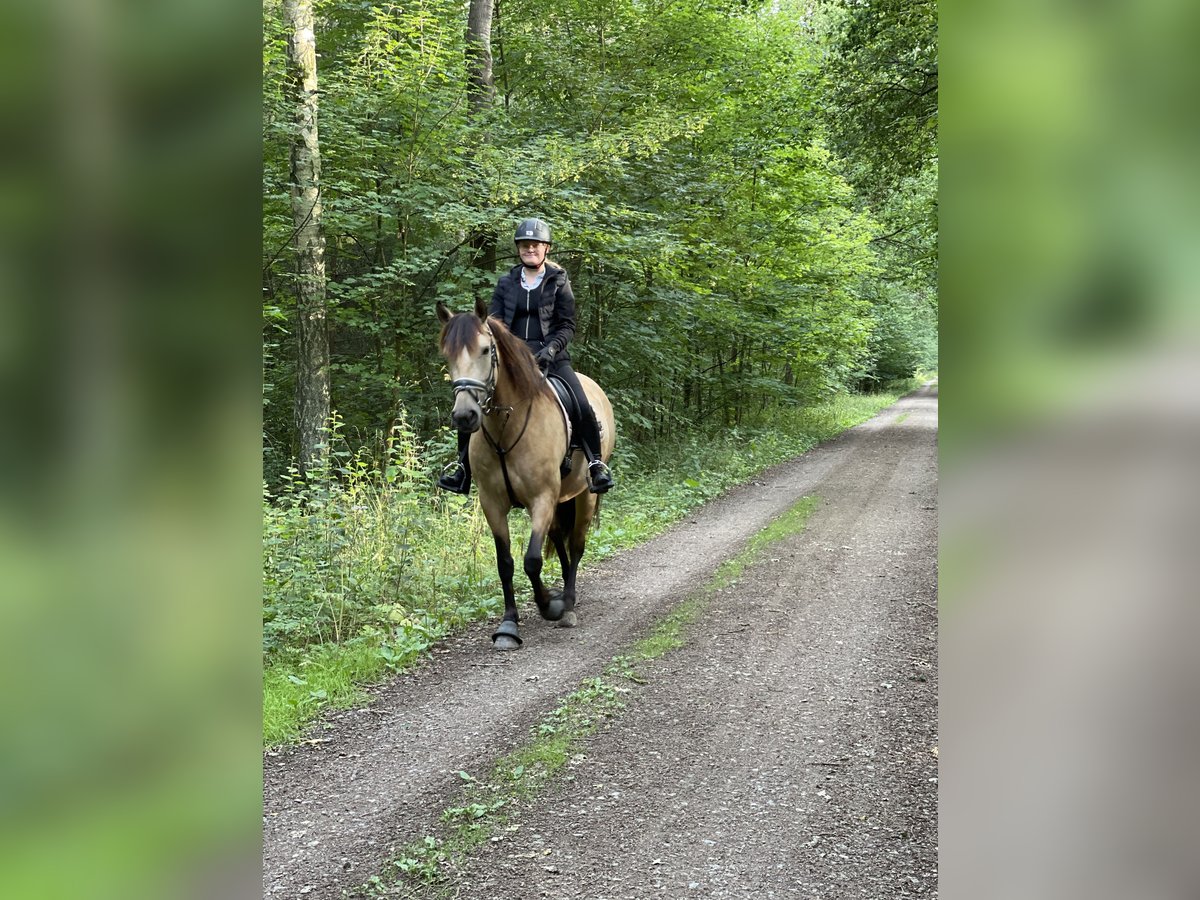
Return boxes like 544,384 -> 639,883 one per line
437,431 -> 472,495
573,407 -> 613,494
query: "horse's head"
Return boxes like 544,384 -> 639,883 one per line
437,297 -> 495,433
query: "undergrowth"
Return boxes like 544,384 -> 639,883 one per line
263,389 -> 910,747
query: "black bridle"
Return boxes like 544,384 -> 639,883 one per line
449,326 -> 536,509
450,329 -> 499,412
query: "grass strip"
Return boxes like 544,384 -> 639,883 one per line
357,494 -> 820,897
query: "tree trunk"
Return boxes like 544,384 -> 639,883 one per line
466,0 -> 495,113
465,0 -> 497,270
495,0 -> 512,109
283,0 -> 330,477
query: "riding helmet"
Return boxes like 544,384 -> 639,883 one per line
514,217 -> 552,245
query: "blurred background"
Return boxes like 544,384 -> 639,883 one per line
0,0 -> 261,897
941,0 -> 1200,897
0,0 -> 1197,896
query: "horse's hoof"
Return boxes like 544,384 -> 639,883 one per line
557,610 -> 578,628
544,597 -> 565,621
491,620 -> 522,650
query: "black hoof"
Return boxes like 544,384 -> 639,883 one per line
491,619 -> 522,650
543,595 -> 565,621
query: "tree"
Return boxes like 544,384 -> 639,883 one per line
283,0 -> 330,476
465,0 -> 498,269
817,0 -> 938,383
823,0 -> 938,195
261,0 -> 936,473
465,0 -> 496,112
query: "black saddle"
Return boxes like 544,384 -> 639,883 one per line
548,374 -> 581,446
547,374 -> 590,476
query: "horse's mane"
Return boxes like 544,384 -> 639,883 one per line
440,312 -> 552,404
489,317 -> 553,402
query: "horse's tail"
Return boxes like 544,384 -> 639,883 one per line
591,496 -> 602,531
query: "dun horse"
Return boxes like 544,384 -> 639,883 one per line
437,298 -> 616,650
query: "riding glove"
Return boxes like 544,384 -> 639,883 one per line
534,345 -> 556,368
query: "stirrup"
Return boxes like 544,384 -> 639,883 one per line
586,460 -> 613,494
437,461 -> 470,495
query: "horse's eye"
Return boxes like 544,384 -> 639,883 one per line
479,348 -> 488,357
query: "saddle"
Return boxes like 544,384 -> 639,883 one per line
546,374 -> 600,477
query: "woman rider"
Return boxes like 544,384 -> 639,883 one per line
437,217 -> 615,495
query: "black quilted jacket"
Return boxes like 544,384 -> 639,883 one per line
489,262 -> 577,360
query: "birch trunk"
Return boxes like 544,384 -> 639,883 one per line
283,0 -> 329,476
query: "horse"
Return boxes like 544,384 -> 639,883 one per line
436,297 -> 616,650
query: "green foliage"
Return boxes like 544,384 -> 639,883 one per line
809,1 -> 938,388
262,414 -> 493,656
821,0 -> 938,195
864,281 -> 939,384
262,412 -> 508,745
263,0 -> 935,474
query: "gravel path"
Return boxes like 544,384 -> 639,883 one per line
262,385 -> 938,899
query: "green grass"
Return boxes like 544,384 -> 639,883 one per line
261,628 -> 450,746
357,493 -> 820,895
586,392 -> 903,558
263,390 -> 906,749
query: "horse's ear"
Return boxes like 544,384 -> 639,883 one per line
436,301 -> 452,324
474,296 -> 489,321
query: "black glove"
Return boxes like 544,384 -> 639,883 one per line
534,345 -> 555,369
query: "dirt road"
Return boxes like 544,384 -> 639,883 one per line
263,385 -> 938,898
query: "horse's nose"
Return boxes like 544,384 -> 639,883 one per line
452,409 -> 480,432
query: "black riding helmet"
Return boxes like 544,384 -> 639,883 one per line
514,217 -> 551,245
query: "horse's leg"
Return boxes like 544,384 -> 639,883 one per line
485,512 -> 522,651
564,492 -> 599,627
526,498 -> 563,622
553,498 -> 580,628
548,518 -> 570,606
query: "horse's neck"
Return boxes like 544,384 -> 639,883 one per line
484,366 -> 538,435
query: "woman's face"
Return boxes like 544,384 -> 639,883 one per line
517,240 -> 548,268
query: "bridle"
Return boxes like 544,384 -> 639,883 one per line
448,323 -> 536,509
450,328 -> 500,412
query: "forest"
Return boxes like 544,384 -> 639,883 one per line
262,0 -> 936,741
264,0 -> 936,475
